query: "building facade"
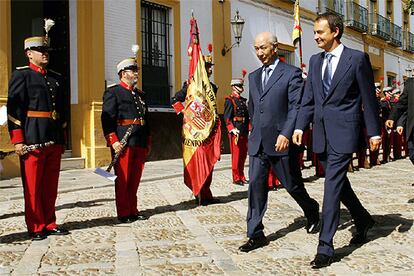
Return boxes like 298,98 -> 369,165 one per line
0,0 -> 413,178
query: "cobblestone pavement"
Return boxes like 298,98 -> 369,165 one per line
0,155 -> 413,275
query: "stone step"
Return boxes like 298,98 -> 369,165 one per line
61,157 -> 85,171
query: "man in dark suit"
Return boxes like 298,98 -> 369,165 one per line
386,77 -> 414,164
239,32 -> 320,253
292,12 -> 381,268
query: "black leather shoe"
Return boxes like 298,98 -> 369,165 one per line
46,227 -> 69,236
310,253 -> 333,269
30,232 -> 47,241
242,180 -> 249,184
233,181 -> 244,186
306,217 -> 320,234
350,219 -> 375,245
129,213 -> 149,221
118,216 -> 131,223
239,236 -> 269,252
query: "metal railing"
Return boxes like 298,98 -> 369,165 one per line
318,0 -> 344,17
403,31 -> 414,53
369,13 -> 391,41
389,22 -> 402,47
344,1 -> 368,33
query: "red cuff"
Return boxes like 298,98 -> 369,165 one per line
10,129 -> 25,144
172,101 -> 185,114
248,122 -> 253,131
105,132 -> 119,146
225,119 -> 235,132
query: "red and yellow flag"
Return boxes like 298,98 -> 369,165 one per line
292,0 -> 302,46
182,17 -> 221,197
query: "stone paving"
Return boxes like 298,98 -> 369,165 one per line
0,155 -> 413,275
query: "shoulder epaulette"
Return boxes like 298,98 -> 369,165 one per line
106,83 -> 117,89
16,66 -> 29,70
48,69 -> 62,76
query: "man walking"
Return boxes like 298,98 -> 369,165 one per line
292,12 -> 381,268
239,32 -> 320,253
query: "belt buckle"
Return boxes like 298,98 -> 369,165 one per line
51,110 -> 58,120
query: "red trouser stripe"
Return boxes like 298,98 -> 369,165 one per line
20,144 -> 63,233
113,146 -> 146,218
228,134 -> 248,182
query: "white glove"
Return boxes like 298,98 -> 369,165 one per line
230,128 -> 240,135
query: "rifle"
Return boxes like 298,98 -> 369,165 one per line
0,141 -> 55,160
94,119 -> 137,181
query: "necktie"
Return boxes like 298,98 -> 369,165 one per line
262,66 -> 271,91
322,53 -> 333,96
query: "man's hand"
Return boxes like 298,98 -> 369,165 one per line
385,119 -> 394,129
230,128 -> 240,136
275,134 -> 289,152
112,141 -> 123,154
14,143 -> 26,156
396,126 -> 404,135
146,144 -> 152,157
369,137 -> 381,151
292,131 -> 303,146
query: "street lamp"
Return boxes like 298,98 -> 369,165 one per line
221,10 -> 245,56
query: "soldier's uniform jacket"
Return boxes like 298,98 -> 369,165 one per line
101,81 -> 150,148
224,92 -> 249,136
7,63 -> 66,145
171,81 -> 218,113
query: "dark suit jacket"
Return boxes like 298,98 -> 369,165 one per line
248,61 -> 302,156
296,46 -> 380,154
389,78 -> 413,140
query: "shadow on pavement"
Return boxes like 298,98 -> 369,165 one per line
0,198 -> 113,220
142,190 -> 248,217
333,213 -> 413,263
267,217 -> 307,242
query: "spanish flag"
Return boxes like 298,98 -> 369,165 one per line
182,17 -> 221,197
292,0 -> 302,46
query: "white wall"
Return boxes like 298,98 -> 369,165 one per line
231,0 -> 323,93
69,0 -> 78,104
180,0 -> 213,84
104,0 -> 137,86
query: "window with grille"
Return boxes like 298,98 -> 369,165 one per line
141,1 -> 172,107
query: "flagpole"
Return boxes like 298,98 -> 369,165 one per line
297,0 -> 303,72
299,33 -> 303,71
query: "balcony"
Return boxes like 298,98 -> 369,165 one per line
403,31 -> 414,53
318,0 -> 344,17
389,22 -> 402,47
344,1 -> 368,33
369,13 -> 391,41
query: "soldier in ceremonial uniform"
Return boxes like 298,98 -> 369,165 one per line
7,24 -> 69,240
101,57 -> 151,223
224,74 -> 249,185
171,44 -> 219,205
